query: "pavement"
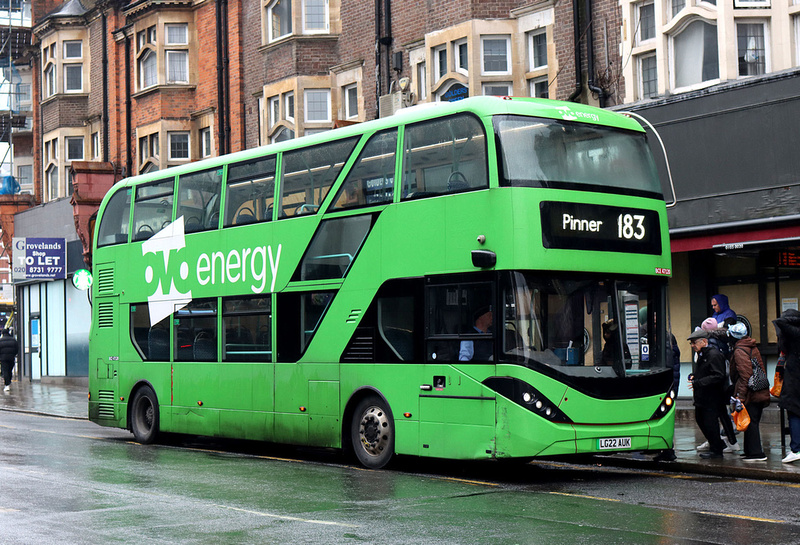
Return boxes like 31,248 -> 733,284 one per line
2,379 -> 800,482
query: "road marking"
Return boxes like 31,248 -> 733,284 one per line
696,511 -> 784,524
0,507 -> 21,513
548,491 -> 622,502
213,504 -> 358,527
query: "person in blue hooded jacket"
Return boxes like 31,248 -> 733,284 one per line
711,294 -> 737,324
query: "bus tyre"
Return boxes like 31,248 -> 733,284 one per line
351,395 -> 394,469
130,386 -> 160,444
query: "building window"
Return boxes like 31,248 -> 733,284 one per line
44,64 -> 56,98
268,96 -> 280,127
272,127 -> 295,143
285,92 -> 295,122
737,23 -> 766,76
138,25 -> 156,50
66,136 -> 84,161
46,165 -> 59,200
64,64 -> 83,92
734,0 -> 770,6
434,45 -> 447,81
529,30 -> 547,70
201,127 -> 212,158
796,16 -> 800,68
92,132 -> 100,158
481,36 -> 511,75
166,24 -> 188,45
671,0 -> 685,18
18,165 -> 32,193
636,2 -> 655,44
304,89 -> 330,122
417,61 -> 427,100
169,132 -> 190,160
139,50 -> 157,89
529,77 -> 548,98
639,53 -> 658,98
166,51 -> 189,83
267,0 -> 292,42
482,83 -> 511,96
344,83 -> 358,119
63,40 -> 82,59
304,0 -> 328,32
672,20 -> 719,89
454,39 -> 468,74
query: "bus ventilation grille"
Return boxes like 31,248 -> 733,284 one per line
98,302 -> 114,328
341,330 -> 374,362
346,309 -> 362,324
97,267 -> 115,295
97,390 -> 116,419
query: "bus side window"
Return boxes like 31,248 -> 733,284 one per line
225,156 -> 276,226
401,114 -> 488,200
426,282 -> 494,363
130,303 -> 169,361
132,178 -> 174,241
97,188 -> 132,247
295,215 -> 373,281
173,299 -> 218,362
279,137 -> 359,218
223,296 -> 272,362
177,169 -> 223,233
331,129 -> 397,210
276,291 -> 335,362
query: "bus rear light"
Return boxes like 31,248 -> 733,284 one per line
299,406 -> 306,412
482,377 -> 573,423
403,412 -> 412,418
120,396 -> 124,401
197,401 -> 203,406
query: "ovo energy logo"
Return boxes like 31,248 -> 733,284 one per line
141,217 -> 282,326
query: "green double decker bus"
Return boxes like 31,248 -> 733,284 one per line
89,96 -> 675,468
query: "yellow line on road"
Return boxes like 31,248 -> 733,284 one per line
548,491 -> 621,502
697,511 -> 784,524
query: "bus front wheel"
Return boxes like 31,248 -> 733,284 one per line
351,395 -> 394,469
130,386 -> 160,444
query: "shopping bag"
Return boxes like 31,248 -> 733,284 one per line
770,369 -> 783,397
733,406 -> 750,432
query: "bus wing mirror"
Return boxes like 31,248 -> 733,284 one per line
471,250 -> 496,269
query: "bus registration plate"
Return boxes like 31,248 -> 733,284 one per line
598,437 -> 632,450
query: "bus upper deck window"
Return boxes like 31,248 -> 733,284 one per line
132,178 -> 174,242
97,188 -> 132,247
331,130 -> 397,210
177,169 -> 223,233
225,156 -> 277,226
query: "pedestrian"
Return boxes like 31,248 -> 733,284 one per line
694,318 -> 739,454
772,309 -> 800,464
0,328 -> 19,392
727,322 -> 769,461
687,329 -> 728,459
654,332 -> 680,462
711,294 -> 737,325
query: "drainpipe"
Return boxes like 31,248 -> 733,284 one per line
221,0 -> 231,152
125,32 -> 132,177
215,0 -> 228,155
567,0 -> 582,102
383,0 -> 392,93
585,0 -> 606,107
375,0 -> 382,105
102,10 -> 109,162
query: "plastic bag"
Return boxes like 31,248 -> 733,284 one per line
733,406 -> 750,432
771,369 -> 783,397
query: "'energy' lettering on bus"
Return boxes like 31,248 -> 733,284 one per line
196,244 -> 281,294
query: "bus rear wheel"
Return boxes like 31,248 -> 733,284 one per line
351,395 -> 394,469
130,386 -> 160,444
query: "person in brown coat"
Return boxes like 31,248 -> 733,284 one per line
728,322 -> 770,461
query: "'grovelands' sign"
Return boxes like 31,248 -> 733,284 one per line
12,238 -> 67,281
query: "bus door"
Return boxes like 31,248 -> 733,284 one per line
419,281 -> 497,459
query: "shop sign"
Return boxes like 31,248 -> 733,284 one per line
12,237 -> 67,281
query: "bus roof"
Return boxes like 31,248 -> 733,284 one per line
112,96 -> 644,190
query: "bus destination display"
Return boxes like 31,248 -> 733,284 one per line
541,201 -> 661,255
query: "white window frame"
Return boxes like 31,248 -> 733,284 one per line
795,15 -> 800,68
166,50 -> 189,84
285,92 -> 295,122
434,45 -> 448,81
734,0 -> 770,7
454,38 -> 468,75
529,76 -> 549,98
669,18 -> 720,92
344,83 -> 358,119
168,131 -> 191,161
64,64 -> 83,93
303,0 -> 329,33
44,63 -> 56,98
528,29 -> 548,71
165,23 -> 189,45
267,0 -> 293,42
201,127 -> 212,158
736,20 -> 769,77
482,82 -> 511,97
268,96 -> 280,128
481,36 -> 511,76
92,132 -> 100,158
304,89 -> 331,123
671,0 -> 686,19
417,61 -> 427,100
638,52 -> 658,99
46,165 -> 59,201
65,136 -> 84,161
63,40 -> 82,59
139,49 -> 157,89
636,1 -> 656,45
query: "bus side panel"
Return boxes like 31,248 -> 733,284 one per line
308,380 -> 340,448
494,399 -> 578,457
